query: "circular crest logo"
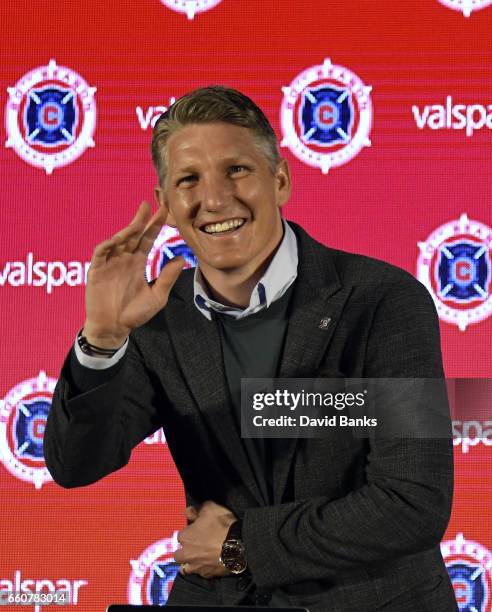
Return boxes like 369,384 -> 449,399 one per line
437,0 -> 492,17
0,371 -> 55,489
159,0 -> 223,19
280,58 -> 372,174
441,533 -> 492,611
146,225 -> 197,282
417,213 -> 492,331
5,59 -> 96,174
128,532 -> 180,605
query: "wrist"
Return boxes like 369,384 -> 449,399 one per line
82,324 -> 128,349
78,328 -> 127,357
219,520 -> 247,575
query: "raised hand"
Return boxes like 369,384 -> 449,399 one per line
83,202 -> 185,348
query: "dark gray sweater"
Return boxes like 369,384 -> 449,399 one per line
216,283 -> 295,506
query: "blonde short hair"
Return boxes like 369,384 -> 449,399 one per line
151,86 -> 280,186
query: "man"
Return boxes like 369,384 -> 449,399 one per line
44,86 -> 457,610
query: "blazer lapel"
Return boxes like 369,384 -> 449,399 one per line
273,223 -> 352,503
165,281 -> 265,506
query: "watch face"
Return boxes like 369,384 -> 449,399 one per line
220,540 -> 247,574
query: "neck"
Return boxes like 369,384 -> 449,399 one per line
203,272 -> 262,308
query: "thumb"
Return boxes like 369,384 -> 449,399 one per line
151,257 -> 186,305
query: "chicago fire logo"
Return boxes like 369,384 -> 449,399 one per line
5,59 -> 96,173
159,0 -> 223,19
441,533 -> 492,611
0,371 -> 55,489
280,58 -> 372,173
146,225 -> 197,282
437,0 -> 492,17
417,213 -> 492,331
128,533 -> 180,605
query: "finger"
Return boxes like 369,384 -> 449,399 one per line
185,506 -> 199,522
90,203 -> 151,267
185,506 -> 199,521
173,548 -> 185,564
198,500 -> 220,516
151,257 -> 185,305
110,201 -> 152,243
179,562 -> 192,576
116,202 -> 155,251
123,202 -> 164,253
133,206 -> 169,255
90,237 -> 124,268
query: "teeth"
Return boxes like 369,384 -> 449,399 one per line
203,218 -> 245,234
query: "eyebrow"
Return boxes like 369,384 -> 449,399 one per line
172,155 -> 255,175
173,165 -> 199,175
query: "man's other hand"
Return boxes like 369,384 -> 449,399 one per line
174,500 -> 238,579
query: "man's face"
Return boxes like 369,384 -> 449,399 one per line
155,122 -> 291,278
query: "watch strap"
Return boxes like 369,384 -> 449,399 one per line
226,519 -> 242,541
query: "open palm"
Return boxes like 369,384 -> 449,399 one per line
83,202 -> 184,348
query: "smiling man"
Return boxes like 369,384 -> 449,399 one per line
154,119 -> 290,309
44,87 -> 457,610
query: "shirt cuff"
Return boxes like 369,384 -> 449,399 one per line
73,334 -> 129,369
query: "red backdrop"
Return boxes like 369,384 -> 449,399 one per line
1,1 -> 491,610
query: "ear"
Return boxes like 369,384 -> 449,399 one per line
275,158 -> 291,209
154,186 -> 177,228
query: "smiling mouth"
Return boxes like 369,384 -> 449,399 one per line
200,218 -> 246,235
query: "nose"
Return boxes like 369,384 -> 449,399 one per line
199,172 -> 232,212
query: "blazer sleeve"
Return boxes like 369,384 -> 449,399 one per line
43,335 -> 165,488
242,278 -> 454,589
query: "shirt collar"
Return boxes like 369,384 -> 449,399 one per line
193,219 -> 298,320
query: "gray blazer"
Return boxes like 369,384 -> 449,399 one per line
44,222 -> 457,611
